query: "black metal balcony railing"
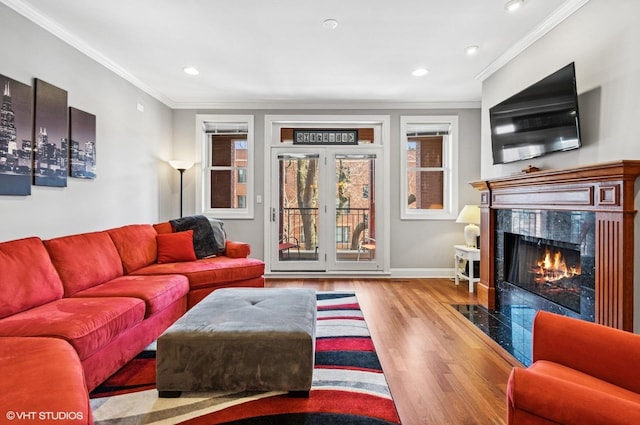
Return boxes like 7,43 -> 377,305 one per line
280,207 -> 370,251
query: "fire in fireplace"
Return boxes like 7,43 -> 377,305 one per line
506,234 -> 586,314
530,247 -> 581,284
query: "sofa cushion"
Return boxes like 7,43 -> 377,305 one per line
44,231 -> 124,296
0,297 -> 145,360
157,230 -> 197,263
107,224 -> 158,273
72,274 -> 189,317
0,337 -> 91,424
0,237 -> 64,319
132,256 -> 265,290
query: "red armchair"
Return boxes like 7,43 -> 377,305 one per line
507,311 -> 640,425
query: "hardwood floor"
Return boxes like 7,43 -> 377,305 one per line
266,277 -> 522,425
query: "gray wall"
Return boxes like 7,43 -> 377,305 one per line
172,108 -> 481,271
480,0 -> 640,329
0,4 -> 174,241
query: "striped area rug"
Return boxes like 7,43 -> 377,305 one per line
90,291 -> 401,425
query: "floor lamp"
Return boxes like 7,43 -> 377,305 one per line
168,160 -> 194,218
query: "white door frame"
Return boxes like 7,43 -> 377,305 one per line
264,114 -> 390,275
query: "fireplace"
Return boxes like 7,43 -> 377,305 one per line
508,235 -> 582,311
495,210 -> 595,322
472,160 -> 640,331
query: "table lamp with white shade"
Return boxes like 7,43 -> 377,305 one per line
169,160 -> 194,218
456,204 -> 481,248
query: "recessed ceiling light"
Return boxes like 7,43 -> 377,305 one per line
323,18 -> 338,30
465,45 -> 479,56
183,67 -> 199,76
412,68 -> 429,77
504,0 -> 524,12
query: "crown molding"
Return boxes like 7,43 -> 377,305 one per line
171,100 -> 481,110
1,0 -> 175,107
474,0 -> 591,81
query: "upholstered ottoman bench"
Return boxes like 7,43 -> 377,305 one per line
157,287 -> 317,397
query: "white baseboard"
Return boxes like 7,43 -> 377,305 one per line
265,270 -> 391,279
390,268 -> 454,279
264,268 -> 455,280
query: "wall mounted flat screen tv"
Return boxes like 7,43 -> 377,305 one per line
490,62 -> 581,164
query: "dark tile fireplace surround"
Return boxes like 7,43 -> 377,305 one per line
471,161 -> 640,332
456,209 -> 597,365
496,209 -> 596,323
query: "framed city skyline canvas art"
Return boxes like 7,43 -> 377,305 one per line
69,107 -> 96,179
0,74 -> 33,196
33,79 -> 68,187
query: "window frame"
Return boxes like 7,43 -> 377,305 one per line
400,115 -> 459,220
195,114 -> 254,219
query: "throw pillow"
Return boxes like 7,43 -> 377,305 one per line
209,218 -> 227,254
156,230 -> 197,263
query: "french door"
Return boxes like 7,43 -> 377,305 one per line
270,148 -> 382,272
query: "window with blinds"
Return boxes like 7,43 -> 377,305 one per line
400,116 -> 459,220
200,116 -> 254,219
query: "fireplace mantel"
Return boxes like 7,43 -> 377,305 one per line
471,160 -> 640,330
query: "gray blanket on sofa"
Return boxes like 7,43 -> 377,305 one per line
170,215 -> 217,259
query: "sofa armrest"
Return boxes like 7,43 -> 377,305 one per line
533,311 -> 640,393
0,337 -> 93,425
507,367 -> 640,425
225,240 -> 250,258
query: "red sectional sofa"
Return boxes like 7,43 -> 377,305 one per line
0,221 -> 264,424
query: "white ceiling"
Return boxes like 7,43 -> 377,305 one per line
3,0 -> 587,108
